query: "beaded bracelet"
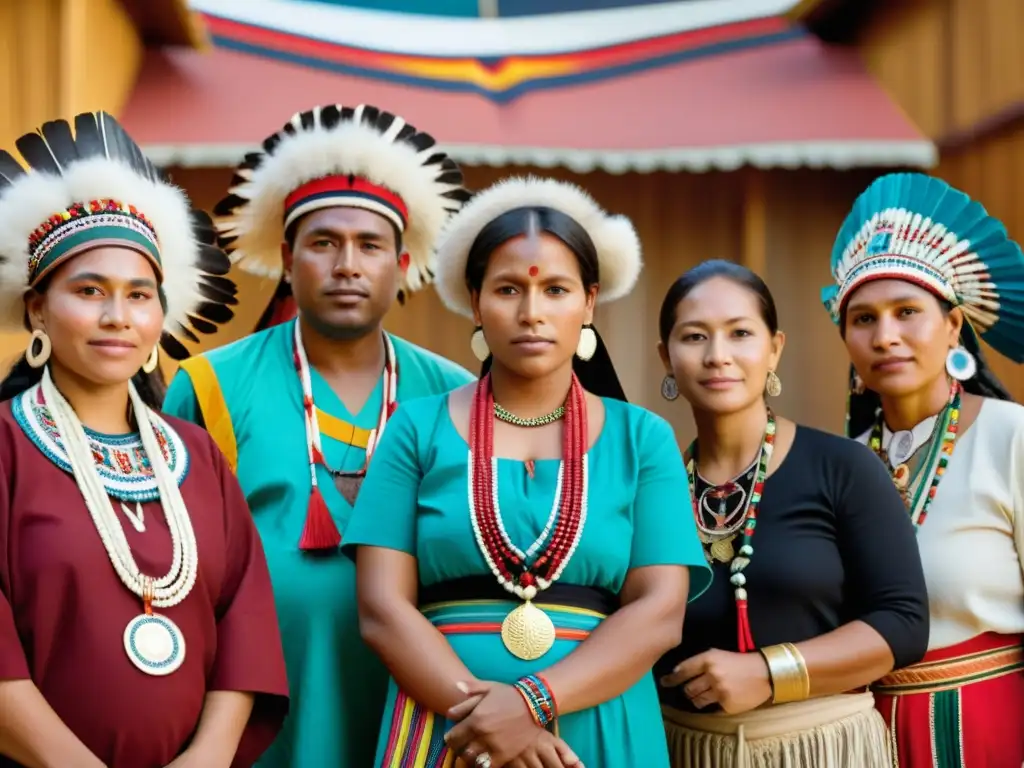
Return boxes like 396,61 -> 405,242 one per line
513,674 -> 558,728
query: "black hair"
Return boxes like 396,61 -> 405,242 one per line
468,207 -> 627,402
0,274 -> 168,411
658,259 -> 779,346
841,296 -> 1013,437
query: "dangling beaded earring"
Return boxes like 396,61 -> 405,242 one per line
142,346 -> 160,374
765,370 -> 782,398
470,326 -> 490,362
661,374 -> 679,401
945,346 -> 977,381
26,329 -> 51,368
576,324 -> 597,361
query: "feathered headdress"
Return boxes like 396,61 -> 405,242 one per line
822,172 -> 1024,362
433,176 -> 643,318
212,103 -> 471,304
0,112 -> 237,360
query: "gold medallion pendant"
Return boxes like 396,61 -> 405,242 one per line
501,601 -> 556,661
709,536 -> 736,563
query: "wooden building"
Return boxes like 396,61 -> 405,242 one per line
2,0 -> 1020,442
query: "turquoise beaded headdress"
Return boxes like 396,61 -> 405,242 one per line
0,112 -> 238,359
821,172 -> 1024,363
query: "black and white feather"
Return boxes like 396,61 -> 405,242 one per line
213,103 -> 470,302
0,112 -> 237,360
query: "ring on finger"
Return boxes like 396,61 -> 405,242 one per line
476,753 -> 492,768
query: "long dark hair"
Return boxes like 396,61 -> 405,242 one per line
841,298 -> 1013,437
467,206 -> 627,401
658,259 -> 779,346
0,279 -> 168,411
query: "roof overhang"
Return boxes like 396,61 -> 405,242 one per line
122,0 -> 935,173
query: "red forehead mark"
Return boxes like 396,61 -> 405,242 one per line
528,265 -> 539,277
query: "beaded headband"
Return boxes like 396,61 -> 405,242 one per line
213,103 -> 470,302
0,112 -> 238,360
822,172 -> 1024,363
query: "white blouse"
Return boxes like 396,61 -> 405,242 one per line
858,398 -> 1024,651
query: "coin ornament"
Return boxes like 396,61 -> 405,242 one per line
501,601 -> 557,661
124,613 -> 186,676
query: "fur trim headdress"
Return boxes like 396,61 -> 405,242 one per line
213,103 -> 471,304
433,176 -> 643,318
0,112 -> 237,360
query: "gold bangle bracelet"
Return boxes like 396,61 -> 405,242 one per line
759,643 -> 811,704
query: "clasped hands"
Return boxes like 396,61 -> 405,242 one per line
444,680 -> 584,768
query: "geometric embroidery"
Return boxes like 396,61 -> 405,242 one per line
12,383 -> 189,502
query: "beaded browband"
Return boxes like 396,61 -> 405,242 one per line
27,199 -> 161,286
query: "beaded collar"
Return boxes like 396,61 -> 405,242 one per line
13,383 -> 189,503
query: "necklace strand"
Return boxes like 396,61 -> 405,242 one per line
493,402 -> 565,428
870,381 -> 961,528
685,410 -> 776,653
40,369 -> 198,608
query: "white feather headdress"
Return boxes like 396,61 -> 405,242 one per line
433,176 -> 643,318
0,112 -> 237,360
213,104 -> 470,303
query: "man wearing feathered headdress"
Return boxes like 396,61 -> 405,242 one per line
163,104 -> 475,766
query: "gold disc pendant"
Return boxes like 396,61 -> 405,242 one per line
709,537 -> 735,563
501,601 -> 556,661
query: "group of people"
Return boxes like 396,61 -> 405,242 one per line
0,102 -> 1020,768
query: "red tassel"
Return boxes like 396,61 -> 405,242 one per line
736,599 -> 755,653
298,487 -> 341,551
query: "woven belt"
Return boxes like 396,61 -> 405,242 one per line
873,643 -> 1024,695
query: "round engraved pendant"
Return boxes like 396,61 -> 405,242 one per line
123,613 -> 185,676
889,430 -> 915,467
501,601 -> 556,661
709,537 -> 736,563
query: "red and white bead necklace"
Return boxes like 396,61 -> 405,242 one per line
468,373 -> 589,660
293,318 -> 398,550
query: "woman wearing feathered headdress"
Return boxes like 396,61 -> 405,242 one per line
342,177 -> 711,767
0,112 -> 288,767
823,172 -> 1024,767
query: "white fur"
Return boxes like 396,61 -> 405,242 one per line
216,108 -> 463,295
0,157 -> 202,333
434,176 -> 643,318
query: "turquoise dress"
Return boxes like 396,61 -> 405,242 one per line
343,393 -> 712,767
162,320 -> 474,768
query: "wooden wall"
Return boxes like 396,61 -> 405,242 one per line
117,164 -> 883,446
857,0 -> 1024,398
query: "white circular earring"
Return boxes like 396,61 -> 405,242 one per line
945,346 -> 976,381
470,327 -> 490,362
661,374 -> 679,401
26,329 -> 51,368
142,345 -> 160,374
576,325 -> 597,361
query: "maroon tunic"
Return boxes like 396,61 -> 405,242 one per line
0,402 -> 289,767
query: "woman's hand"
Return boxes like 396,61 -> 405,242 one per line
444,681 -> 549,766
660,648 -> 772,714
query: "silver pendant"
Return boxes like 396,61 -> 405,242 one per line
888,430 -> 916,467
123,613 -> 185,676
120,501 -> 146,533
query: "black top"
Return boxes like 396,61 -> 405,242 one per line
656,426 -> 929,711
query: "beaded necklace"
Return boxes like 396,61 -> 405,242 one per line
38,369 -> 198,676
292,319 -> 398,550
468,373 -> 588,661
869,381 -> 961,529
685,409 -> 776,653
494,402 -> 565,427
